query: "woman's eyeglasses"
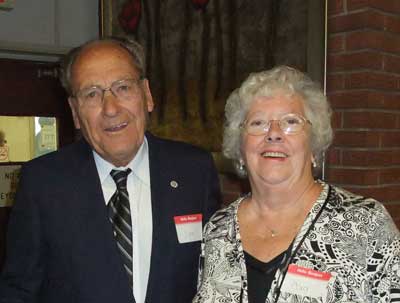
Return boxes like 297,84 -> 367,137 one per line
241,113 -> 311,136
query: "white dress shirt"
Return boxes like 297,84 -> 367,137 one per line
93,138 -> 152,303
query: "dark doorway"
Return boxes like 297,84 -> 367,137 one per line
0,58 -> 75,270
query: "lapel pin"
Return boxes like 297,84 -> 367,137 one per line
170,180 -> 178,188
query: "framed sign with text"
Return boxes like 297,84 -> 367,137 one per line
0,165 -> 21,207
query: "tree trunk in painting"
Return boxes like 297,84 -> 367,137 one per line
213,0 -> 223,101
153,0 -> 166,122
178,0 -> 192,121
198,6 -> 210,123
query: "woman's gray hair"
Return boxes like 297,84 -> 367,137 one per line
223,65 -> 333,176
60,37 -> 146,95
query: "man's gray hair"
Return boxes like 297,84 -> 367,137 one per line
223,65 -> 333,176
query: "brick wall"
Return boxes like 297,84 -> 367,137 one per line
326,0 -> 400,226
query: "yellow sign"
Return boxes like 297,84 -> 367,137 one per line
0,145 -> 9,162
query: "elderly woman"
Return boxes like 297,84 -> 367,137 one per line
193,66 -> 400,303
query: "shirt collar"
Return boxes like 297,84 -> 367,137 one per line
93,136 -> 150,186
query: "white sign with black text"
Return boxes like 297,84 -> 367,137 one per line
0,165 -> 21,207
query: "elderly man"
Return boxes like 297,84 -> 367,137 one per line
0,38 -> 221,303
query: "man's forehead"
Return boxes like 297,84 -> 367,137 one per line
75,42 -> 131,65
70,43 -> 139,86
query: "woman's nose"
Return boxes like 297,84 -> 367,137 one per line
265,120 -> 283,142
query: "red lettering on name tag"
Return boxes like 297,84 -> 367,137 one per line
174,214 -> 202,224
288,264 -> 331,281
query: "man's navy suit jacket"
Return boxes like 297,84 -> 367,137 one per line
0,133 -> 221,303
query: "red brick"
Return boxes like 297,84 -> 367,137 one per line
326,148 -> 341,165
328,51 -> 383,71
333,130 -> 380,147
382,94 -> 400,111
326,73 -> 345,92
369,0 -> 400,14
328,0 -> 345,15
342,149 -> 400,166
383,54 -> 400,73
384,204 -> 400,228
328,35 -> 345,53
380,131 -> 400,147
347,0 -> 369,11
380,167 -> 400,184
345,71 -> 398,90
347,0 -> 400,14
385,15 -> 400,34
346,30 -> 400,54
329,10 -> 385,33
329,91 -> 380,109
331,111 -> 343,129
343,111 -> 398,129
345,184 -> 400,202
327,167 -> 380,185
329,91 -> 400,110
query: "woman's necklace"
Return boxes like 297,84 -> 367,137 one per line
262,180 -> 317,238
268,228 -> 278,238
265,220 -> 302,238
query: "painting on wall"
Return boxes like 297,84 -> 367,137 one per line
100,0 -> 326,171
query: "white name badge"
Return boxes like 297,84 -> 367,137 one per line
281,264 -> 332,300
174,214 -> 203,244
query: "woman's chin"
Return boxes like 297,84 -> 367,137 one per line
252,173 -> 292,188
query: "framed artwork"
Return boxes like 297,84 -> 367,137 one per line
99,0 -> 326,175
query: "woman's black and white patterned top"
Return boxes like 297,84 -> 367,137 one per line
193,182 -> 400,303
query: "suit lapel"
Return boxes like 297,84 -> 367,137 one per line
72,140 -> 107,220
145,133 -> 172,302
70,140 -> 133,301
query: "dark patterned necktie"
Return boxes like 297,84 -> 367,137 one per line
108,168 -> 134,291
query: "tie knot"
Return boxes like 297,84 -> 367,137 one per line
110,168 -> 131,190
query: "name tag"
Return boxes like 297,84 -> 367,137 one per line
281,264 -> 332,299
174,214 -> 202,243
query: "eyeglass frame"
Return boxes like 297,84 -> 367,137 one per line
240,113 -> 312,136
71,76 -> 145,107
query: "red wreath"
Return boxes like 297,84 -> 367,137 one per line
118,0 -> 141,34
191,0 -> 209,10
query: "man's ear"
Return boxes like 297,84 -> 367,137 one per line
68,97 -> 81,129
142,79 -> 154,113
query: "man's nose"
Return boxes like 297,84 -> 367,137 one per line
102,89 -> 120,116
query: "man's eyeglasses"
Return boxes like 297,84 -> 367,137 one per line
72,77 -> 144,107
241,113 -> 312,136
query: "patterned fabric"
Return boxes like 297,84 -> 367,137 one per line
193,182 -> 400,303
108,168 -> 134,291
